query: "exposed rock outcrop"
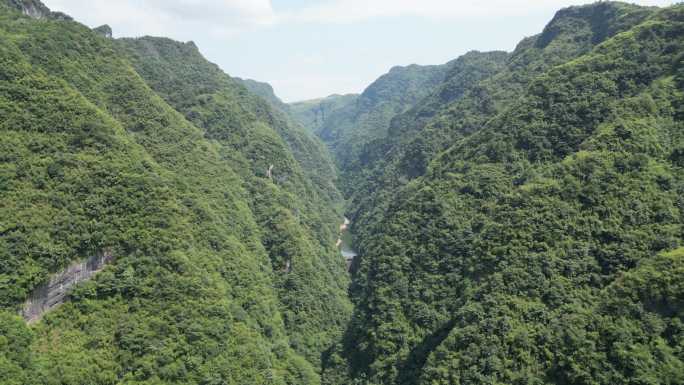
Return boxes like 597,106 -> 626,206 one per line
21,250 -> 114,323
7,0 -> 49,18
5,0 -> 72,20
93,24 -> 113,38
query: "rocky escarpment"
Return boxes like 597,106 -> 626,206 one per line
93,24 -> 113,38
6,0 -> 72,20
21,250 -> 114,323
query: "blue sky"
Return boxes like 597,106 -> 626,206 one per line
43,0 -> 676,102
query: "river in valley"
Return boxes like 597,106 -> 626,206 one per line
339,217 -> 357,270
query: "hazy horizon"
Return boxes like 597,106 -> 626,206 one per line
43,0 -> 676,102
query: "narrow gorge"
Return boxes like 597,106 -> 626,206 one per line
21,251 -> 114,323
1,1 -> 683,385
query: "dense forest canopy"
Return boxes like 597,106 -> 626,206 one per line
0,1 -> 349,383
1,1 -> 683,384
303,2 -> 684,384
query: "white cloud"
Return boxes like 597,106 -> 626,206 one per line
271,73 -> 366,102
280,0 -> 676,24
43,0 -> 276,39
43,0 -> 676,38
41,0 -> 678,102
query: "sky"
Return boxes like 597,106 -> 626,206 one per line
43,0 -> 676,102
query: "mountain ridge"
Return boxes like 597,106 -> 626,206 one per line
0,1 -> 350,383
283,2 -> 684,384
1,1 -> 683,384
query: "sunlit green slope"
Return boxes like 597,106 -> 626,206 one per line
315,3 -> 684,384
0,1 -> 350,384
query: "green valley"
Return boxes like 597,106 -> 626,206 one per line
1,1 -> 683,384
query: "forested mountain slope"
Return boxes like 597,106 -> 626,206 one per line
298,63 -> 453,187
227,75 -> 344,205
2,0 -> 684,384
340,50 -> 509,201
345,1 -> 662,236
289,94 -> 359,134
233,77 -> 291,112
0,1 -> 350,384
301,2 -> 684,384
118,36 -> 351,365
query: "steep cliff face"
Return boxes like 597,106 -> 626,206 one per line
21,251 -> 114,323
92,24 -> 112,38
7,0 -> 48,17
6,0 -> 70,19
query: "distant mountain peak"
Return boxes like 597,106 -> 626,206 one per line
93,24 -> 113,38
185,40 -> 198,50
233,77 -> 288,110
537,1 -> 652,48
6,0 -> 49,18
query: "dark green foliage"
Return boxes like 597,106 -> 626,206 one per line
0,1 -> 349,383
0,312 -> 33,385
301,62 -> 452,191
3,0 -> 684,384
298,2 -> 684,384
289,94 -> 359,134
341,50 -> 509,201
116,40 -> 351,365
4,0 -> 63,19
92,24 -> 111,38
234,77 -> 290,112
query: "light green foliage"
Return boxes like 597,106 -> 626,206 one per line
117,37 -> 351,365
3,0 -> 684,384
289,94 -> 359,134
305,2 -> 684,384
233,77 -> 290,112
0,1 -> 349,383
0,312 -> 33,385
302,63 -> 452,193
